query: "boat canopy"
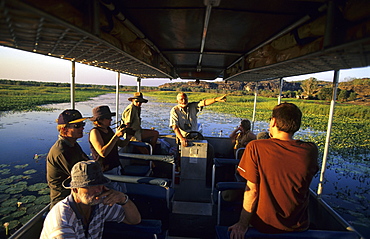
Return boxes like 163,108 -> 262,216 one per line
0,0 -> 369,83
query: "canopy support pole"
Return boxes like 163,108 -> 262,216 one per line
251,83 -> 258,132
70,60 -> 75,109
136,77 -> 141,92
116,72 -> 120,127
317,70 -> 339,198
278,78 -> 283,105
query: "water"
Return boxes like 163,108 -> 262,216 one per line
0,93 -> 369,238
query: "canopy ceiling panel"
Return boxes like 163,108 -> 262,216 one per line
0,0 -> 369,82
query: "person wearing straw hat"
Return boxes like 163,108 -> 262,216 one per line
89,105 -> 134,192
47,109 -> 90,209
229,103 -> 318,237
121,92 -> 159,152
40,160 -> 141,239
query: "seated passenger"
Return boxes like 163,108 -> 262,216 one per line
46,109 -> 89,209
229,119 -> 256,158
257,131 -> 270,139
40,160 -> 141,239
121,92 -> 159,154
229,103 -> 319,236
89,105 -> 133,192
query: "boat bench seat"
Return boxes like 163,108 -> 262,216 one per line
215,225 -> 360,239
103,219 -> 165,239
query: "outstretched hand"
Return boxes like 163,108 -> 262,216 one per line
216,94 -> 227,102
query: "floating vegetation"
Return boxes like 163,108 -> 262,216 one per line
19,214 -> 34,225
14,164 -> 28,169
0,178 -> 13,185
23,169 -> 37,175
0,165 -> 9,169
33,195 -> 49,205
27,183 -> 48,192
38,188 -> 50,195
0,169 -> 11,175
20,195 -> 36,204
10,210 -> 26,218
5,182 -> 27,194
0,206 -> 16,216
7,220 -> 19,230
0,185 -> 10,191
0,194 -> 10,203
10,175 -> 25,181
1,198 -> 19,208
27,204 -> 46,215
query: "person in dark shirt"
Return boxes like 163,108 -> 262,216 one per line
89,105 -> 133,192
47,109 -> 90,208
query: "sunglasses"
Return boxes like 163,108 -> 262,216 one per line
68,122 -> 85,128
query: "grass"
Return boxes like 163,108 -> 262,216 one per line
0,84 -> 113,111
145,91 -> 370,162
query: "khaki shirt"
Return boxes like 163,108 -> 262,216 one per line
122,103 -> 142,141
169,102 -> 202,137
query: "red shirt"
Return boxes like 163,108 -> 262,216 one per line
237,138 -> 319,233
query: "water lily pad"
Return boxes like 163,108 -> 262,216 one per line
34,195 -> 49,205
28,183 -> 48,192
0,164 -> 9,168
0,178 -> 13,185
0,169 -> 11,175
10,175 -> 25,181
1,198 -> 19,208
0,215 -> 14,224
0,194 -> 10,203
19,214 -> 34,225
14,164 -> 28,169
27,204 -> 46,214
38,187 -> 50,195
0,206 -> 16,215
23,169 -> 37,175
0,185 -> 10,191
5,182 -> 27,194
10,210 -> 26,218
8,219 -> 19,230
20,195 -> 36,204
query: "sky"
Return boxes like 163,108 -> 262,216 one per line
0,45 -> 369,86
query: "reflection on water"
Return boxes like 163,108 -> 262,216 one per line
0,93 -> 369,237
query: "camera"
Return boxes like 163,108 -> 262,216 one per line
118,124 -> 136,136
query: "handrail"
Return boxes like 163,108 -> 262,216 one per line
119,152 -> 175,164
104,174 -> 169,187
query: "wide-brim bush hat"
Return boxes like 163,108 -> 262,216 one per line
128,92 -> 148,103
63,160 -> 111,189
90,105 -> 116,121
57,109 -> 88,125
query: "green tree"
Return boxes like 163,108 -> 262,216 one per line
337,89 -> 349,102
301,77 -> 318,97
348,92 -> 357,101
317,87 -> 332,100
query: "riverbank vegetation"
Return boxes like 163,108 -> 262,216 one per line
0,79 -> 146,111
1,80 -> 368,161
144,91 -> 369,163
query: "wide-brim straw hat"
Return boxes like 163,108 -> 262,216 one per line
128,92 -> 148,103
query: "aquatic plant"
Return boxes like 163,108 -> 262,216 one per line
19,195 -> 36,204
14,164 -> 28,169
27,183 -> 48,192
3,222 -> 8,236
33,195 -> 49,205
23,169 -> 37,175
